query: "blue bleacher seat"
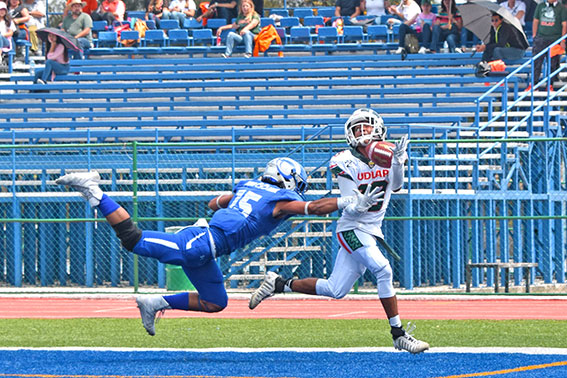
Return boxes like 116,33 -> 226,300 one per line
145,19 -> 156,29
316,26 -> 340,44
280,17 -> 300,29
143,29 -> 166,46
96,31 -> 118,47
343,26 -> 364,43
192,28 -> 215,45
167,29 -> 189,46
303,16 -> 324,28
269,9 -> 289,17
260,17 -> 275,28
316,7 -> 335,18
365,25 -> 388,42
293,8 -> 314,19
92,20 -> 108,36
206,18 -> 227,30
119,30 -> 140,46
184,18 -> 203,29
159,19 -> 180,31
288,26 -> 313,44
127,11 -> 146,19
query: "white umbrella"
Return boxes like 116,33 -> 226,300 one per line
457,0 -> 529,48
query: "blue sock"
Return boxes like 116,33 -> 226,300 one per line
164,293 -> 190,310
97,194 -> 120,217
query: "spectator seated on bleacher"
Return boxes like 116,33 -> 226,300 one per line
217,0 -> 259,58
23,0 -> 45,55
168,0 -> 196,28
145,0 -> 173,29
34,32 -> 69,84
428,0 -> 461,53
91,0 -> 125,26
335,0 -> 361,19
474,13 -> 527,64
0,2 -> 15,68
360,0 -> 389,23
415,0 -> 436,54
196,0 -> 237,25
62,0 -> 93,59
387,0 -> 421,54
7,0 -> 30,61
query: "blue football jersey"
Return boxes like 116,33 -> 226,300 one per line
209,179 -> 302,255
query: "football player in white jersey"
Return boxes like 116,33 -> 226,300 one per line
249,108 -> 430,354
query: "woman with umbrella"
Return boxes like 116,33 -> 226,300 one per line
34,32 -> 69,84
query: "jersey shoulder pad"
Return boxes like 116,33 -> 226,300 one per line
330,150 -> 357,181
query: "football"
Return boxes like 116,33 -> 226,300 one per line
364,141 -> 395,168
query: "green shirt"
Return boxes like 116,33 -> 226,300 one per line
62,12 -> 93,42
534,2 -> 567,41
235,12 -> 260,34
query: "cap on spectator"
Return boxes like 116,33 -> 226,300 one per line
0,2 -> 7,10
68,0 -> 87,6
422,0 -> 432,4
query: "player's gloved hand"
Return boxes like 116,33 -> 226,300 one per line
352,185 -> 384,213
393,134 -> 409,165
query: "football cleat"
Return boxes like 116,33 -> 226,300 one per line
249,271 -> 279,309
393,323 -> 430,354
55,171 -> 103,208
136,296 -> 170,336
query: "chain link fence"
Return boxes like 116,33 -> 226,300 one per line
0,138 -> 565,291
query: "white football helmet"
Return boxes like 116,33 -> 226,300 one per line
262,157 -> 308,195
344,108 -> 386,149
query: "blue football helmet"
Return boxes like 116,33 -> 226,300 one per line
262,157 -> 308,195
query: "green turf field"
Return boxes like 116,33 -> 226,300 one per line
1,319 -> 565,348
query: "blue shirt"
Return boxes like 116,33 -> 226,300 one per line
209,179 -> 302,256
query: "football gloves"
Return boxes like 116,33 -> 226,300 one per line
393,134 -> 409,165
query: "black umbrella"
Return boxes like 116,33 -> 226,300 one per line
37,27 -> 82,52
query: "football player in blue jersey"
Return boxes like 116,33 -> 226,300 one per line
55,157 -> 382,336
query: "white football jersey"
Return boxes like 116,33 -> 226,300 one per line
330,148 -> 400,238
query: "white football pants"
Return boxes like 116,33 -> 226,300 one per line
315,229 -> 395,299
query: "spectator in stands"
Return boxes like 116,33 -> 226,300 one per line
360,0 -> 390,22
62,0 -> 98,18
34,32 -> 69,84
387,0 -> 421,54
91,0 -> 126,25
335,0 -> 361,19
428,0 -> 461,53
252,0 -> 263,18
416,0 -> 436,53
55,158 -> 356,336
530,0 -> 567,91
62,0 -> 93,59
474,13 -> 526,62
249,108 -> 429,355
502,0 -> 527,26
23,0 -> 45,55
7,0 -> 29,43
0,1 -> 16,64
205,0 -> 238,25
217,0 -> 259,58
168,0 -> 196,28
146,0 -> 173,28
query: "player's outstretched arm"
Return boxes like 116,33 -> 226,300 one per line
208,194 -> 234,211
274,196 -> 354,218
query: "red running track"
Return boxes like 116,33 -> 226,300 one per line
1,297 -> 566,320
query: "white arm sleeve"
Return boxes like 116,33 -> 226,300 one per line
390,160 -> 405,192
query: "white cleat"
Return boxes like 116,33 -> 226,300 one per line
249,271 -> 279,310
393,324 -> 430,354
55,171 -> 103,208
135,296 -> 170,336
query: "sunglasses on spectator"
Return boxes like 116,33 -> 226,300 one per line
491,18 -> 500,22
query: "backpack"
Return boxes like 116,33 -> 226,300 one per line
404,34 -> 419,54
475,60 -> 506,78
133,19 -> 148,39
